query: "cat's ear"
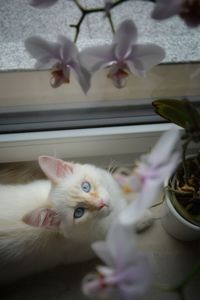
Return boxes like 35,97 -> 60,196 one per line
38,156 -> 73,184
22,207 -> 61,229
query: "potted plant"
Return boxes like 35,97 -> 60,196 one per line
152,99 -> 200,241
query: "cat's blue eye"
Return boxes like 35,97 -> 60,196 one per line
81,181 -> 91,193
74,207 -> 85,219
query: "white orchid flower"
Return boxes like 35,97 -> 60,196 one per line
80,19 -> 165,88
82,223 -> 153,300
25,35 -> 91,93
117,127 -> 181,226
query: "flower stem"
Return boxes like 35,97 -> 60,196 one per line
150,196 -> 165,208
71,0 -> 156,43
107,13 -> 115,34
182,137 -> 192,184
71,1 -> 105,43
70,13 -> 85,43
70,0 -> 138,43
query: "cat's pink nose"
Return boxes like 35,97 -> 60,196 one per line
98,201 -> 108,209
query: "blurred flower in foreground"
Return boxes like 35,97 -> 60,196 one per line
25,35 -> 91,93
29,0 -> 58,8
115,127 -> 180,226
82,223 -> 152,300
152,0 -> 200,27
80,19 -> 165,88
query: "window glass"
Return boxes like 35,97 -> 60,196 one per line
0,0 -> 200,132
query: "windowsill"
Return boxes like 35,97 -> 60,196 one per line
0,123 -> 174,164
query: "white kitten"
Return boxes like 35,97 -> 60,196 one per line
0,156 -> 126,284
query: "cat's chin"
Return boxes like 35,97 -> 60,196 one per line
98,206 -> 112,217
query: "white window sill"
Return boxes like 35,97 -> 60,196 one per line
0,123 -> 178,164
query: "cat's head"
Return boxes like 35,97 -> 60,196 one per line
22,156 -> 122,238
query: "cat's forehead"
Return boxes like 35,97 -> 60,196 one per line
74,163 -> 103,179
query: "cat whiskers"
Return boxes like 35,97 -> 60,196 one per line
107,160 -> 118,175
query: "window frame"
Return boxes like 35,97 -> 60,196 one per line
0,123 -> 196,166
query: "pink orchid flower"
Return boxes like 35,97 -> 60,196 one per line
82,223 -> 153,300
29,0 -> 58,8
80,19 -> 165,88
152,0 -> 200,27
116,127 -> 180,226
25,35 -> 91,93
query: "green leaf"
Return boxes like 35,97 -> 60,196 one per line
152,99 -> 200,130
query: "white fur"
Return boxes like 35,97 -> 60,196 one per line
0,162 -> 126,284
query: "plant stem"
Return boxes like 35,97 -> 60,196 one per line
182,137 -> 193,184
71,0 -> 156,43
70,13 -> 85,43
150,196 -> 165,208
71,0 -> 120,43
107,12 -> 115,34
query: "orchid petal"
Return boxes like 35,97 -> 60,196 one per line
155,152 -> 180,181
82,251 -> 152,300
92,223 -> 137,269
126,60 -> 145,77
92,241 -> 114,267
119,179 -> 160,226
152,0 -> 182,20
114,173 -> 141,193
50,71 -> 66,88
70,60 -> 91,94
25,36 -> 60,68
80,45 -> 115,73
112,76 -> 126,89
139,178 -> 162,207
82,273 -> 117,299
119,128 -> 180,227
147,127 -> 180,166
127,44 -> 165,74
108,65 -> 129,89
151,152 -> 180,185
82,274 -> 100,297
119,256 -> 153,300
97,266 -> 115,278
50,77 -> 65,88
35,57 -> 59,69
25,35 -> 90,93
57,35 -> 78,62
106,223 -> 137,268
114,20 -> 138,60
29,0 -> 58,9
